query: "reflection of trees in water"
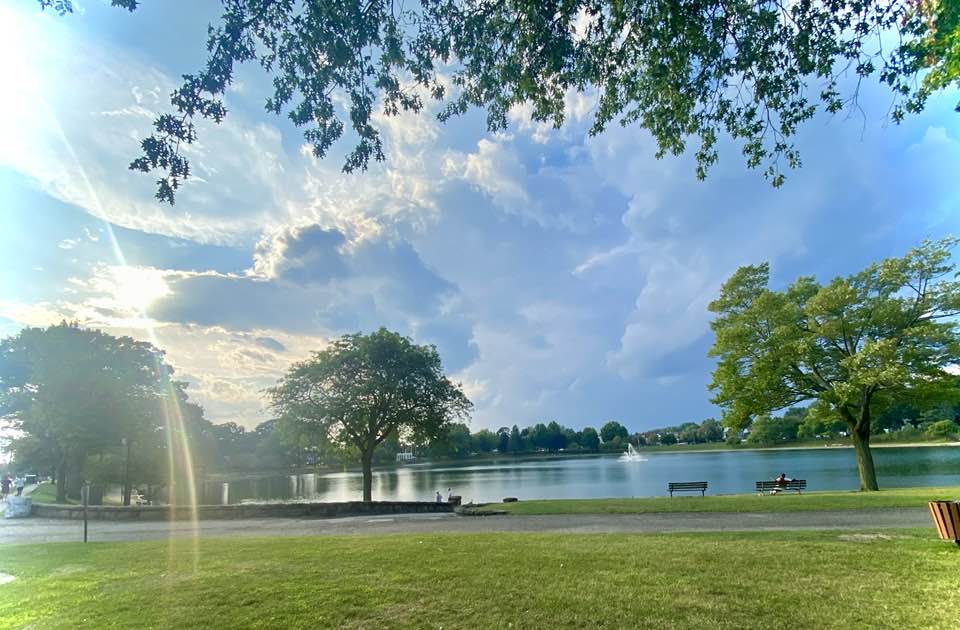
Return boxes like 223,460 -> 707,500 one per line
875,454 -> 960,476
376,471 -> 399,494
604,465 -> 628,484
205,448 -> 960,502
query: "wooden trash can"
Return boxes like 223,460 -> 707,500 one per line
928,501 -> 960,545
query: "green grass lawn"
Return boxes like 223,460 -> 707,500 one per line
487,486 -> 960,515
0,530 -> 957,629
27,482 -> 71,505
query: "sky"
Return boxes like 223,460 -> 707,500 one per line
1,1 -> 959,434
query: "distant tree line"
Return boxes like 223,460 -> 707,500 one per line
394,419 -> 641,460
623,398 -> 960,449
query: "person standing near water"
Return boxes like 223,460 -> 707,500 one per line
14,475 -> 25,497
1,475 -> 10,499
435,490 -> 442,503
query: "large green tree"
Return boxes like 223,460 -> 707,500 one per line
600,420 -> 629,443
267,328 -> 471,501
39,0 -> 959,203
709,238 -> 960,491
0,323 -> 187,502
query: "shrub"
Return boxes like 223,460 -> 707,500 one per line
924,420 -> 960,441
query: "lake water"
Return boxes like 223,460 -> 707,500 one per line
201,445 -> 960,505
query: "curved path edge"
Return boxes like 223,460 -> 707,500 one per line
0,508 -> 932,544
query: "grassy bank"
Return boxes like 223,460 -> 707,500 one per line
488,486 -> 960,515
1,530 -> 957,629
26,482 -> 72,505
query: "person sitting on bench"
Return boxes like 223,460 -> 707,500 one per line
771,473 -> 792,494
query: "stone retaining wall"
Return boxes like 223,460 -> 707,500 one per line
31,501 -> 455,521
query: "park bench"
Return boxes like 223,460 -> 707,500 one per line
756,479 -> 807,494
668,481 -> 708,497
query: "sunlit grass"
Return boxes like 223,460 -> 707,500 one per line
489,486 -> 960,515
0,530 -> 957,629
25,482 -> 72,505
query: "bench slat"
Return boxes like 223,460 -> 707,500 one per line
756,480 -> 807,494
667,481 -> 708,497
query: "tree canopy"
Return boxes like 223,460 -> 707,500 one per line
39,0 -> 960,203
600,420 -> 629,443
708,238 -> 960,490
267,328 -> 471,501
0,322 -> 206,502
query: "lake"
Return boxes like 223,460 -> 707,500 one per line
201,445 -> 960,505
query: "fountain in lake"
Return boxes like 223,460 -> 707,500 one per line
619,443 -> 647,462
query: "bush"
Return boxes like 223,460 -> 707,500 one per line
924,420 -> 960,441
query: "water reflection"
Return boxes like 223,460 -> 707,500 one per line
202,446 -> 960,504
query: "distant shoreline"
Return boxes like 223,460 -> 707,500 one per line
635,441 -> 960,455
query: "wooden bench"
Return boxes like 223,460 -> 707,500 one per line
756,479 -> 807,494
668,481 -> 708,497
928,501 -> 960,545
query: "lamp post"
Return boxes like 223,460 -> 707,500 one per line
121,437 -> 131,507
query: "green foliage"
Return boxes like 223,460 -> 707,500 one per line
0,323 -> 208,502
267,328 -> 471,500
797,407 -> 846,439
924,419 -> 960,440
746,414 -> 801,445
496,427 -> 510,452
426,422 -> 473,458
579,426 -> 600,450
659,432 -> 678,446
599,435 -> 624,451
600,420 -> 629,443
697,419 -> 724,443
40,0 -> 955,202
900,0 -> 960,117
678,422 -> 700,444
471,428 -> 498,453
709,238 -> 960,490
507,424 -> 524,452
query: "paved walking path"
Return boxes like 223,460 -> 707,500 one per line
0,508 -> 931,544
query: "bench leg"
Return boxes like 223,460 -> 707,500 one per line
701,490 -> 705,497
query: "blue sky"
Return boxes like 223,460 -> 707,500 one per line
1,2 -> 959,432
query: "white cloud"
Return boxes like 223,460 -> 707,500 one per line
0,291 -> 329,427
4,1 -> 960,436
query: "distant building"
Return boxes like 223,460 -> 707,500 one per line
396,450 -> 416,463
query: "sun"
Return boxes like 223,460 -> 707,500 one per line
107,265 -> 172,314
0,5 -> 41,116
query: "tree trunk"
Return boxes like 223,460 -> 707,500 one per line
55,457 -> 69,503
361,449 -> 374,502
66,464 -> 83,501
122,439 -> 132,507
852,425 -> 879,491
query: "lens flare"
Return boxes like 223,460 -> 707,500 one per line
32,80 -> 202,567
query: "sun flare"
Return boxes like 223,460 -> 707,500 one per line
102,265 -> 172,314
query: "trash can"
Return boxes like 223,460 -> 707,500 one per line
928,501 -> 960,545
86,485 -> 105,506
